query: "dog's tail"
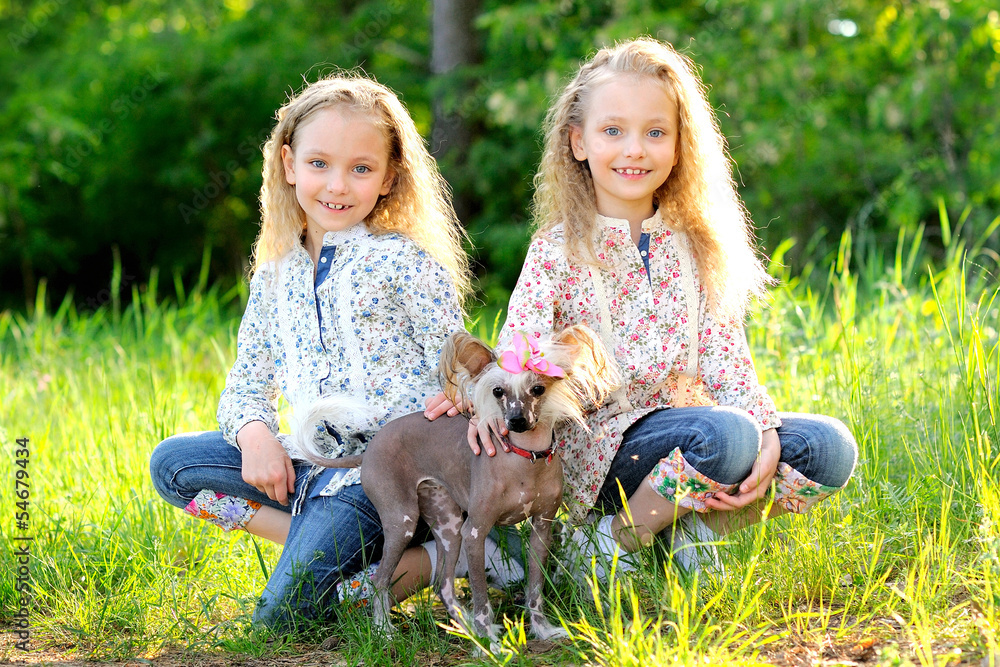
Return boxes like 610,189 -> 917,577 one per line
291,395 -> 376,469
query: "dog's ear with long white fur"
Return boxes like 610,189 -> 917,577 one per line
550,324 -> 621,406
439,332 -> 497,406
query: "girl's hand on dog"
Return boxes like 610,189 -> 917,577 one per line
237,421 -> 296,505
467,415 -> 510,457
704,428 -> 780,511
424,392 -> 506,456
424,392 -> 507,456
423,391 -> 466,419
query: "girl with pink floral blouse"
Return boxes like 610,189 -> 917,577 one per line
429,38 -> 857,579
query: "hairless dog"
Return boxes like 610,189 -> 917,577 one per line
294,325 -> 619,653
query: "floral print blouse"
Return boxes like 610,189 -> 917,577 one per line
217,223 -> 464,489
500,211 -> 781,522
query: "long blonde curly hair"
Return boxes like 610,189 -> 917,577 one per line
533,37 -> 770,321
255,72 -> 471,303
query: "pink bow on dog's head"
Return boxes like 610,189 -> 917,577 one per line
497,332 -> 566,378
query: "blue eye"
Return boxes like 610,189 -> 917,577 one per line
354,165 -> 371,174
604,127 -> 621,137
310,159 -> 327,168
648,129 -> 663,138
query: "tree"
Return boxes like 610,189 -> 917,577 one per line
1,0 -> 997,312
430,0 -> 482,225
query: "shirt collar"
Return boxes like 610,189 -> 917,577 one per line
595,209 -> 666,237
321,222 -> 371,247
286,222 -> 372,268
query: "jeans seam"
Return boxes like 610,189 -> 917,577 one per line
779,431 -> 812,472
777,416 -> 857,487
333,485 -> 380,514
313,531 -> 382,594
298,505 -> 384,598
169,463 -> 244,503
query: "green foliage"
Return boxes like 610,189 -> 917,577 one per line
0,0 -> 430,309
1,216 -> 998,663
468,0 -> 1000,286
2,0 -> 999,313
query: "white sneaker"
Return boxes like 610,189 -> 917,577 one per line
564,515 -> 637,585
669,512 -> 723,577
424,534 -> 525,588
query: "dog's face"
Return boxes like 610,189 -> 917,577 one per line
439,325 -> 621,434
474,365 -> 561,433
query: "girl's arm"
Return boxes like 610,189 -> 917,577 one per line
695,309 -> 782,510
695,311 -> 781,432
217,269 -> 282,444
217,270 -> 295,504
396,242 -> 467,394
499,236 -> 561,348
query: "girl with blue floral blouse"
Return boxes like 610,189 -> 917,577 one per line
150,73 -> 471,626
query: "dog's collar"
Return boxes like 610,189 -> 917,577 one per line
503,435 -> 555,464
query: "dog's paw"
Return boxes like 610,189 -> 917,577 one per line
444,603 -> 473,632
371,611 -> 397,638
474,639 -> 503,657
532,621 -> 568,641
373,622 -> 396,639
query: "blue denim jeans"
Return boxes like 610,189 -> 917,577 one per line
149,430 -> 385,627
595,407 -> 857,513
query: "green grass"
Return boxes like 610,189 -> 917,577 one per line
1,207 -> 998,665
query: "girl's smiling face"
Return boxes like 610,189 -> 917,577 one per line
570,76 -> 679,227
282,108 -> 395,253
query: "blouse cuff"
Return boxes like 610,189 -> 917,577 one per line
760,413 -> 783,431
224,415 -> 279,450
745,387 -> 782,431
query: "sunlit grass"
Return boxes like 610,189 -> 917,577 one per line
1,207 -> 998,664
